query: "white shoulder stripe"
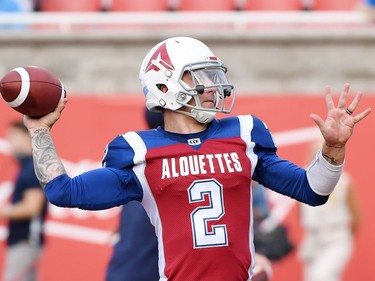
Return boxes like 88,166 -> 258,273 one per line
237,115 -> 257,279
237,115 -> 258,176
7,67 -> 30,108
122,131 -> 145,165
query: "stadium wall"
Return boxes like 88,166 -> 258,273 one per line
1,26 -> 375,94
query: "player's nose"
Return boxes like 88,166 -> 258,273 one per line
205,86 -> 217,95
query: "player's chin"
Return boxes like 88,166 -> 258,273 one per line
201,101 -> 215,109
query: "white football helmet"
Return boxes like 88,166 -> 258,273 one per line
139,37 -> 235,124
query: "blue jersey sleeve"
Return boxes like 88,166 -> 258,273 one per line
102,135 -> 135,169
254,153 -> 328,206
45,168 -> 142,210
45,135 -> 143,210
251,116 -> 328,206
251,116 -> 277,156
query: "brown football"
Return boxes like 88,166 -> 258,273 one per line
0,66 -> 66,117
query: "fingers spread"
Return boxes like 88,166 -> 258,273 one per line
325,92 -> 335,111
346,91 -> 362,113
310,114 -> 324,129
337,83 -> 350,109
353,108 -> 372,124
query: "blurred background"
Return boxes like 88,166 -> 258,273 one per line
0,0 -> 374,280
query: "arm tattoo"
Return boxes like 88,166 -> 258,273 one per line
322,152 -> 339,165
31,128 -> 66,188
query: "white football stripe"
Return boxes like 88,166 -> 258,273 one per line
7,67 -> 30,108
60,80 -> 65,99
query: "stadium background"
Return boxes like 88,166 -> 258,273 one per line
0,1 -> 375,280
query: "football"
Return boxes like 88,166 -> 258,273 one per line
0,66 -> 66,117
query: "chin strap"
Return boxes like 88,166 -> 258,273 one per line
176,109 -> 216,124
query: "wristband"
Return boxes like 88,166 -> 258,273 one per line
306,149 -> 344,196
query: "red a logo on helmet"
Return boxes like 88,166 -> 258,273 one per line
145,42 -> 175,73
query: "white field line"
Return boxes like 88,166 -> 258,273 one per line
273,126 -> 321,147
0,222 -> 112,245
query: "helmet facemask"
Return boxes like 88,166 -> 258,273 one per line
174,61 -> 236,123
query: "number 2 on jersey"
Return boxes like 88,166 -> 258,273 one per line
188,179 -> 228,248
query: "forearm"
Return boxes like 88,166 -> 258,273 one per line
0,204 -> 40,220
30,128 -> 66,188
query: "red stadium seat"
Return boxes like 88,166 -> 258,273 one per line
109,0 -> 170,11
244,0 -> 303,11
311,0 -> 359,10
40,0 -> 103,12
177,0 -> 237,11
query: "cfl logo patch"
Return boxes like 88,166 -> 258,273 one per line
187,138 -> 201,146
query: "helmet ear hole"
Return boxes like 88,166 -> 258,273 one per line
157,84 -> 168,93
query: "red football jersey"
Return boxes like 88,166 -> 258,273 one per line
121,115 -> 264,280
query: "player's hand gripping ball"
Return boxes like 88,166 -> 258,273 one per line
0,66 -> 66,117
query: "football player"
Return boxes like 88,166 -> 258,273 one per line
24,37 -> 371,280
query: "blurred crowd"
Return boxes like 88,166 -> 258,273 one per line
0,0 -> 373,13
